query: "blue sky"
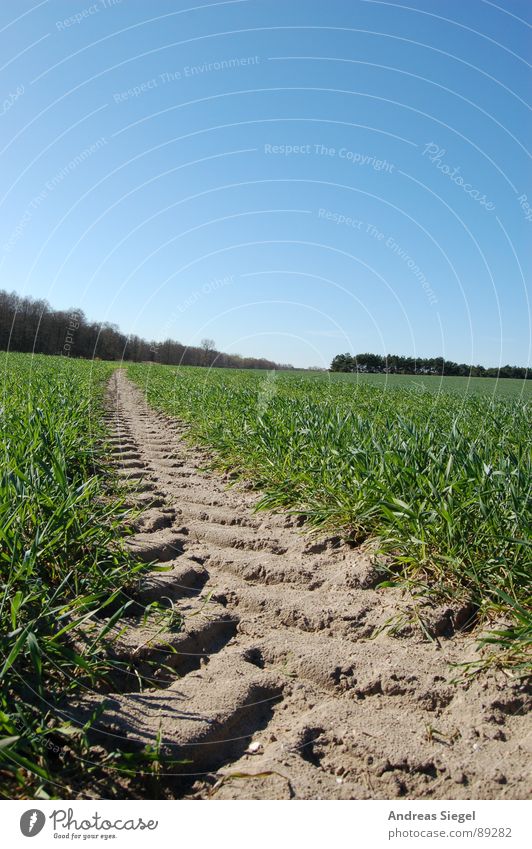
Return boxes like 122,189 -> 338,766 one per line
0,0 -> 530,368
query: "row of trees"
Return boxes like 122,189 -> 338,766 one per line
330,352 -> 529,380
0,290 -> 293,370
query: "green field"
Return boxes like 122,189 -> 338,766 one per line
0,353 -> 147,798
128,362 -> 531,659
0,353 -> 530,797
310,370 -> 531,398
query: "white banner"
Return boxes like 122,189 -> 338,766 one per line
2,799 -> 529,848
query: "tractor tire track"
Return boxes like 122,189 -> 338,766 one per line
80,369 -> 531,799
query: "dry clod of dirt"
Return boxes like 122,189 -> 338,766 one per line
76,371 -> 531,799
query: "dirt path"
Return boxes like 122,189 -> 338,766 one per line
85,370 -> 530,799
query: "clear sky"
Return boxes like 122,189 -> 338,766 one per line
0,0 -> 530,368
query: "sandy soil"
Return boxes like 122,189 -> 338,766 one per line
81,370 -> 530,799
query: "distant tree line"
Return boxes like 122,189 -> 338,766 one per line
0,289 -> 294,370
330,352 -> 529,380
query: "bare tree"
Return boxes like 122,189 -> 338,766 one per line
200,338 -> 216,366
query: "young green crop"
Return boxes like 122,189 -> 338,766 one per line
127,362 -> 531,666
0,353 -> 149,798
